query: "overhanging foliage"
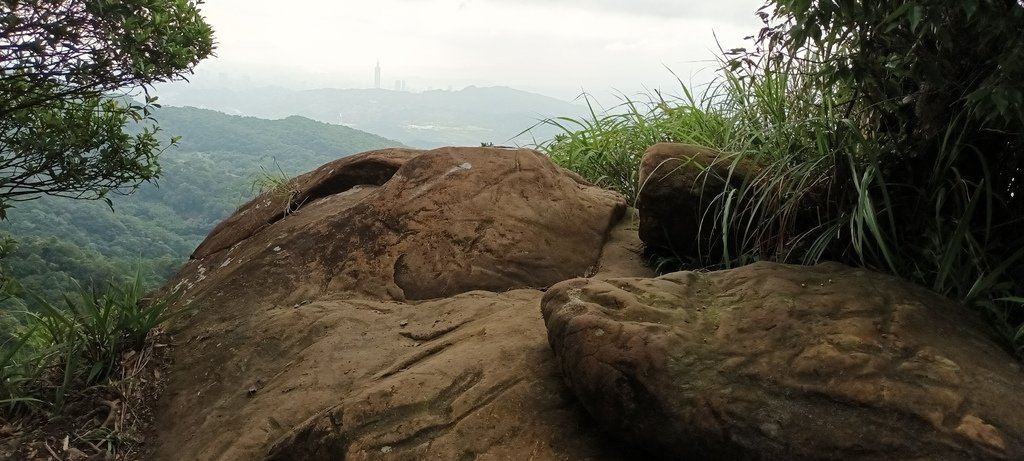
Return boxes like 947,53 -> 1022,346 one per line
0,0 -> 214,216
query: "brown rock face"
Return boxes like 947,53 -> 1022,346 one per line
150,147 -> 649,460
168,146 -> 625,305
636,143 -> 761,262
542,262 -> 1024,460
191,147 -> 422,260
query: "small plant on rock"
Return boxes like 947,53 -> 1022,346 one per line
250,162 -> 302,215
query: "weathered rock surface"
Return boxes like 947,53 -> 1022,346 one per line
542,261 -> 1024,460
149,147 -> 652,460
170,146 -> 625,305
636,143 -> 762,261
152,144 -> 1024,460
191,147 -> 422,260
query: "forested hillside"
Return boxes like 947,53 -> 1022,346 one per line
0,106 -> 403,304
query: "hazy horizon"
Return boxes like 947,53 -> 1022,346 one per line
155,0 -> 766,104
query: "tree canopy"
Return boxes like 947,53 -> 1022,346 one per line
759,0 -> 1024,219
0,0 -> 214,217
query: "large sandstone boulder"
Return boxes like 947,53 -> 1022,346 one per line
149,147 -> 653,460
169,146 -> 625,305
542,262 -> 1024,460
636,143 -> 761,262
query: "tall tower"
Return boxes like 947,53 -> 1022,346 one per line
374,60 -> 381,89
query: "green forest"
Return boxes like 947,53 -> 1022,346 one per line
0,106 -> 402,307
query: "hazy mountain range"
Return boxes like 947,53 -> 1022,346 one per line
153,85 -> 587,148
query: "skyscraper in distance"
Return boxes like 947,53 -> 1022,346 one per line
374,60 -> 381,89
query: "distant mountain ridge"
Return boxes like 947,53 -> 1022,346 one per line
153,105 -> 405,160
153,85 -> 586,148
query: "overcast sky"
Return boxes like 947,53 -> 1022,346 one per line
185,0 -> 766,101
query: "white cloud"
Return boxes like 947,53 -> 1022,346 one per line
407,0 -> 762,23
190,0 -> 765,100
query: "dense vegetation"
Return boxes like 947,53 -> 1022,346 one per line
0,0 -> 216,452
541,1 -> 1024,358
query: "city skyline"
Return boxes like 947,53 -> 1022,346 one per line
178,0 -> 765,101
374,60 -> 381,89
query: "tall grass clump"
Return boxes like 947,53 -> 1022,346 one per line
538,95 -> 675,202
250,162 -> 302,215
535,15 -> 1024,357
0,270 -> 183,417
